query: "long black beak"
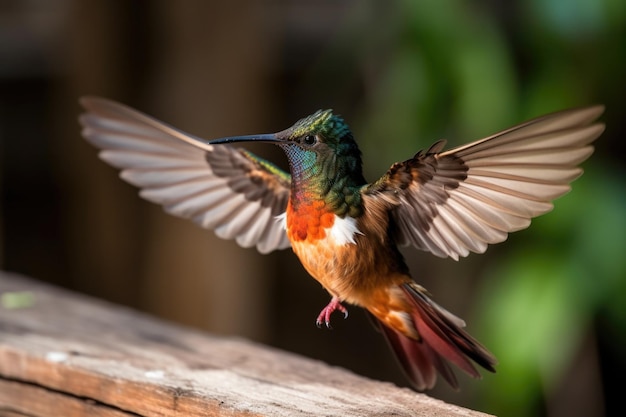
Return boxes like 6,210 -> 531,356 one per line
208,133 -> 282,145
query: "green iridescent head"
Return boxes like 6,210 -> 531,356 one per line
274,109 -> 365,195
209,109 -> 357,156
208,109 -> 366,200
280,109 -> 360,167
281,109 -> 352,145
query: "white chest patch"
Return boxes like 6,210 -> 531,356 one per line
275,212 -> 287,230
328,215 -> 362,245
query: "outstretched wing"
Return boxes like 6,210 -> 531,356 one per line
79,97 -> 291,254
367,106 -> 605,260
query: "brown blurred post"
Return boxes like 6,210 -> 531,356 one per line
60,1 -> 278,341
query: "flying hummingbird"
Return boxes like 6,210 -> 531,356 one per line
79,97 -> 604,390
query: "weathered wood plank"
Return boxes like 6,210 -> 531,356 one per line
0,379 -> 134,417
0,272 -> 491,416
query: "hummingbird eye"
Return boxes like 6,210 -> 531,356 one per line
302,134 -> 317,145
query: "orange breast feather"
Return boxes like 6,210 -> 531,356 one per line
286,200 -> 335,242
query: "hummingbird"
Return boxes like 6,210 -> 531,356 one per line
79,97 -> 604,390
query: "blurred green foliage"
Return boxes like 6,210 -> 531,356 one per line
477,165 -> 626,416
306,0 -> 625,415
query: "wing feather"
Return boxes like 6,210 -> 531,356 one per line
121,168 -> 211,187
79,97 -> 291,254
367,105 -> 604,260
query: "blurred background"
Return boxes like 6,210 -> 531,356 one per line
1,1 -> 624,416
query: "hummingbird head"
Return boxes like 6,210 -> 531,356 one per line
209,110 -> 366,191
277,109 -> 354,153
275,109 -> 363,178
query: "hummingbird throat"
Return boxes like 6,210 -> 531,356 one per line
278,145 -> 364,245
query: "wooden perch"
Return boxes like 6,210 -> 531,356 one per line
0,272 -> 491,416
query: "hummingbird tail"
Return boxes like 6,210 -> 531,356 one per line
372,283 -> 497,390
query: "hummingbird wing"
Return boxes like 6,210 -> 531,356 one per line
367,105 -> 604,260
79,97 -> 291,254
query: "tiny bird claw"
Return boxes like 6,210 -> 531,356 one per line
315,297 -> 348,330
315,319 -> 331,329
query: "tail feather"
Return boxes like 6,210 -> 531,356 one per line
376,321 -> 458,389
373,283 -> 496,390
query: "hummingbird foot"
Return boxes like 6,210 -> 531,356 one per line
316,296 -> 348,329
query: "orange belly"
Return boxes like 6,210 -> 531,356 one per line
291,234 -> 416,338
285,200 -> 410,311
285,200 -> 363,297
290,237 -> 355,298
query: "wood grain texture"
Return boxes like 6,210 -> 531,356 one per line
0,272 -> 491,416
